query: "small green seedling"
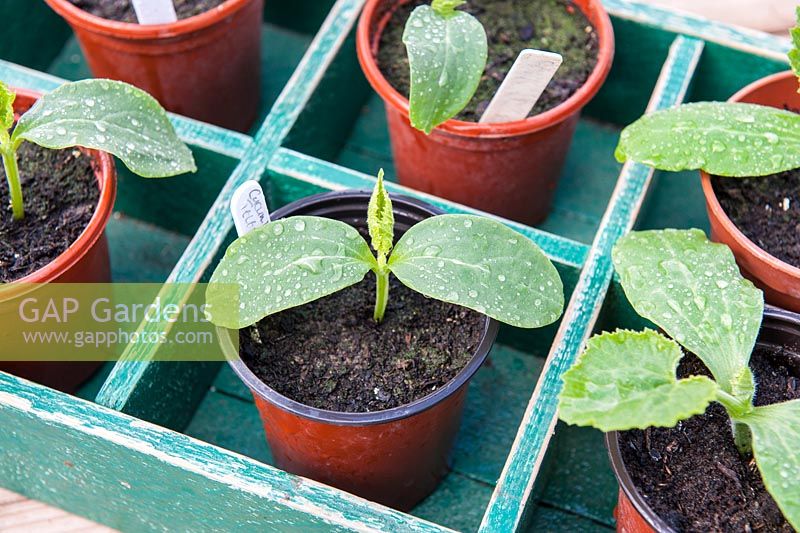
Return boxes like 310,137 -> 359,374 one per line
558,229 -> 799,528
206,170 -> 564,330
0,79 -> 196,220
614,8 -> 800,177
403,0 -> 488,133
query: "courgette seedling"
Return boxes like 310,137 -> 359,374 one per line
558,229 -> 799,528
614,8 -> 800,177
0,79 -> 196,220
206,170 -> 564,330
403,0 -> 488,133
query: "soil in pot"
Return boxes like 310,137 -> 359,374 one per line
712,171 -> 800,270
619,348 -> 800,532
377,0 -> 600,122
240,274 -> 485,412
68,0 -> 226,22
0,142 -> 98,282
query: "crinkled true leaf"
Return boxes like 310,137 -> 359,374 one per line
368,169 -> 394,257
206,216 -> 376,329
13,79 -> 195,177
615,102 -> 800,177
0,81 -> 14,131
403,4 -> 487,134
739,400 -> 800,529
388,215 -> 563,328
559,329 -> 717,432
612,229 -> 763,397
790,7 -> 800,88
432,0 -> 465,15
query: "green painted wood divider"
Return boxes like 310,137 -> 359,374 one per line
479,35 -> 705,532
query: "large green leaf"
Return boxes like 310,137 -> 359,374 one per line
612,229 -> 763,397
615,102 -> 800,177
388,214 -> 563,328
0,81 -> 14,131
559,329 -> 718,431
206,216 -> 376,329
403,4 -> 487,134
790,7 -> 800,86
740,400 -> 800,529
13,79 -> 195,177
367,169 -> 393,258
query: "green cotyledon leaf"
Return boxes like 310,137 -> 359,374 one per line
367,169 -> 394,259
388,214 -> 563,328
206,216 -> 377,329
615,102 -> 800,177
612,229 -> 763,399
738,400 -> 800,529
403,3 -> 487,134
0,81 -> 14,131
559,329 -> 718,431
13,79 -> 195,177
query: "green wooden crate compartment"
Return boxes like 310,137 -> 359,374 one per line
0,0 -> 795,531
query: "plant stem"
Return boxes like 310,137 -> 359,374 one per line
1,145 -> 23,220
731,421 -> 753,455
716,388 -> 754,455
373,256 -> 390,323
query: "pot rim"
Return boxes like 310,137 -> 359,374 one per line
0,88 -> 117,303
221,189 -> 500,426
355,0 -> 615,138
606,305 -> 800,532
700,69 -> 800,281
43,0 -> 253,39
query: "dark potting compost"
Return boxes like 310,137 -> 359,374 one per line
620,347 -> 800,532
0,142 -> 99,282
68,0 -> 226,22
240,275 -> 486,413
712,170 -> 800,269
377,0 -> 600,122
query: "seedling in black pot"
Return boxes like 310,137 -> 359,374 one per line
206,170 -> 565,330
558,229 -> 799,528
0,79 -> 195,220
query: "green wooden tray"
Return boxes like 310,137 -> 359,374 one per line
0,1 -> 791,531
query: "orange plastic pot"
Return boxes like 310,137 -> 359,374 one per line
701,71 -> 800,313
606,306 -> 800,532
222,190 -> 499,510
0,89 -> 116,392
356,0 -> 614,225
44,0 -> 262,132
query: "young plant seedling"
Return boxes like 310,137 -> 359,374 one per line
614,8 -> 800,177
558,229 -> 799,528
206,170 -> 565,330
0,79 -> 195,220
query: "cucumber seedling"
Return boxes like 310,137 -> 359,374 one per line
403,0 -> 488,133
206,170 -> 564,330
558,229 -> 799,528
0,79 -> 196,220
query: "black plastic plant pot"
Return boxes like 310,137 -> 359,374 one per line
606,305 -> 800,533
219,190 -> 499,511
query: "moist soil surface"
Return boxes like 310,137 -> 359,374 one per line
0,142 -> 99,282
620,346 -> 800,532
240,275 -> 486,412
68,0 -> 226,22
377,0 -> 599,122
712,170 -> 800,269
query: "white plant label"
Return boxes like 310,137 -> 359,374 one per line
231,180 -> 270,237
131,0 -> 178,25
479,49 -> 563,124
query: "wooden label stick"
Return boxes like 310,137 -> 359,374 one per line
479,49 -> 563,124
131,0 -> 178,25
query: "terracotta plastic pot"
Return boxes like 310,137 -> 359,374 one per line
221,190 -> 499,510
356,0 -> 614,225
606,306 -> 800,532
700,71 -> 800,313
0,88 -> 116,392
44,0 -> 262,132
